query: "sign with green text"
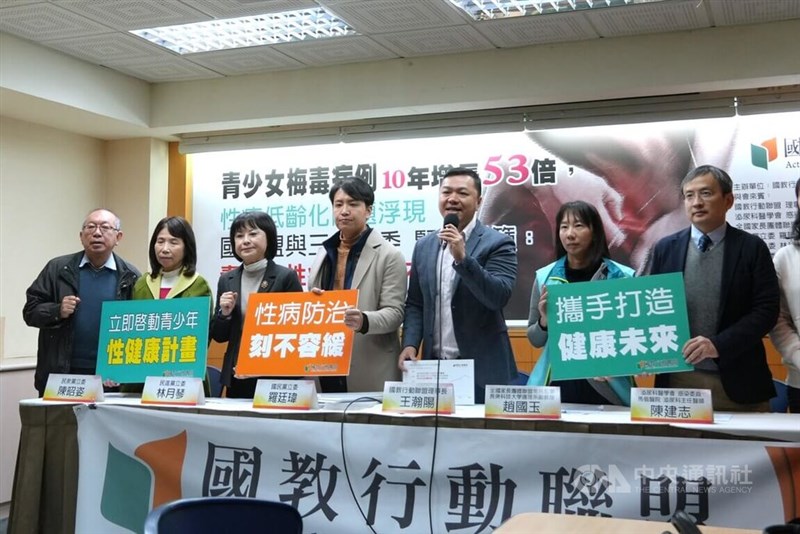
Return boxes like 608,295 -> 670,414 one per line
96,297 -> 210,383
547,273 -> 692,380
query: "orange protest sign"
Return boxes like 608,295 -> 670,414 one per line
236,289 -> 358,377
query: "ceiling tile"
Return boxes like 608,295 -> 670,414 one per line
473,14 -> 598,48
586,0 -> 710,37
54,0 -> 210,31
0,2 -> 110,41
373,24 -> 494,57
41,32 -> 170,63
186,46 -> 305,76
320,0 -> 467,33
186,0 -> 319,18
101,55 -> 224,82
707,0 -> 800,26
1,0 -> 797,84
275,35 -> 397,67
0,0 -> 47,6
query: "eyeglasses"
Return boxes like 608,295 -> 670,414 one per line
82,223 -> 119,234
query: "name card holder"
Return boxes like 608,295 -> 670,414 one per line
402,359 -> 475,405
631,387 -> 713,423
484,385 -> 561,419
141,376 -> 205,406
43,374 -> 104,402
382,381 -> 455,414
253,379 -> 318,410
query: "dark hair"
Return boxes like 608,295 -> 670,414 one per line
442,167 -> 482,197
229,211 -> 278,261
680,164 -> 733,195
792,177 -> 800,242
149,216 -> 197,278
554,201 -> 610,266
329,177 -> 374,207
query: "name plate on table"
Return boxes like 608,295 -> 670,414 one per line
382,381 -> 455,414
253,379 -> 318,410
402,359 -> 475,405
141,376 -> 205,406
43,374 -> 104,402
630,387 -> 713,423
485,386 -> 561,419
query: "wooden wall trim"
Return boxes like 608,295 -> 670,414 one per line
167,142 -> 191,220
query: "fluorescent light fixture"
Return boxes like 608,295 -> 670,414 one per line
448,0 -> 669,21
130,8 -> 356,55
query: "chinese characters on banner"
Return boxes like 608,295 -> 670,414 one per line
236,289 -> 358,377
547,274 -> 693,380
96,297 -> 210,383
191,113 -> 800,321
75,405 -> 799,533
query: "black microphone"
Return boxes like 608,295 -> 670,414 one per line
442,213 -> 459,248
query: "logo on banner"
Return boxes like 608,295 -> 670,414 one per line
99,431 -> 187,531
751,137 -> 778,169
765,446 -> 800,522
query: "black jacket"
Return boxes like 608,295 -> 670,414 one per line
649,225 -> 779,403
23,251 -> 140,394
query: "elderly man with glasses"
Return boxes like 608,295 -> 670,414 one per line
23,208 -> 140,396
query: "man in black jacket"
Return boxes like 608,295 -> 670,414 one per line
649,166 -> 779,411
23,208 -> 140,396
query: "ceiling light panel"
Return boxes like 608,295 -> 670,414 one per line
130,7 -> 357,54
448,0 -> 669,21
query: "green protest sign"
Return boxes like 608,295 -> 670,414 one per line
547,273 -> 692,380
96,297 -> 210,383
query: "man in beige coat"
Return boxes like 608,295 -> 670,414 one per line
309,177 -> 407,392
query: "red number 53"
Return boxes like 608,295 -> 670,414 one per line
483,154 -> 529,186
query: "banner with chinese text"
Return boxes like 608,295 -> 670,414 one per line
191,113 -> 800,321
547,273 -> 692,380
96,297 -> 210,383
75,404 -> 799,533
236,289 -> 358,377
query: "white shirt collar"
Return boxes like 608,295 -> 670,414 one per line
79,253 -> 117,271
461,214 -> 478,242
691,223 -> 727,249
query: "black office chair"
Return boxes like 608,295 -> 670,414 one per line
143,497 -> 302,534
206,365 -> 223,397
511,371 -> 530,385
770,379 -> 789,413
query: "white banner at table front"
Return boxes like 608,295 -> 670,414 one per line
74,404 -> 798,534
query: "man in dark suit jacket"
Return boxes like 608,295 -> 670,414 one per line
398,168 -> 518,403
649,165 -> 779,411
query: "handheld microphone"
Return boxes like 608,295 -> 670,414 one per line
430,214 -> 459,532
441,213 -> 459,247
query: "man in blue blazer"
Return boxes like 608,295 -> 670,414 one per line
649,165 -> 779,411
398,168 -> 518,403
